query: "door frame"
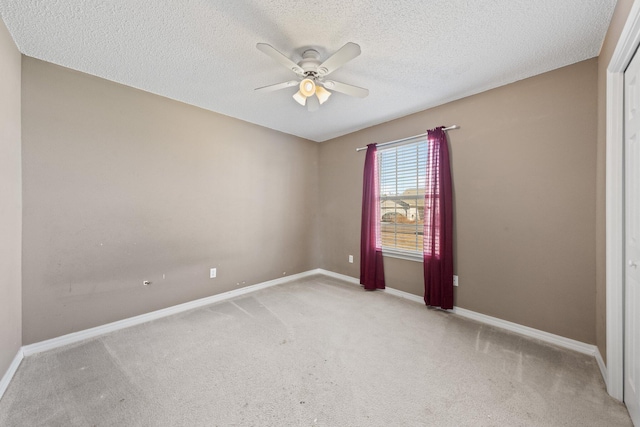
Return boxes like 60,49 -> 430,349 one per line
607,0 -> 640,401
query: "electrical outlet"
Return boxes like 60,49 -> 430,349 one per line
453,275 -> 458,287
210,268 -> 217,278
348,255 -> 354,263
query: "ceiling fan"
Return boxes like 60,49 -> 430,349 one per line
255,42 -> 369,112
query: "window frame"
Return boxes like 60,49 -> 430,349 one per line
377,137 -> 427,263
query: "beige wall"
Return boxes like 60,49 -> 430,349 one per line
0,19 -> 22,376
319,59 -> 598,344
21,58 -> 319,344
596,0 -> 635,365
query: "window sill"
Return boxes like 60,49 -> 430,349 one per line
382,248 -> 423,263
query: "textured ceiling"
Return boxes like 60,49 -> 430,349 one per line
0,0 -> 616,142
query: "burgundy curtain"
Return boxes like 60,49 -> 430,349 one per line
360,144 -> 385,290
423,127 -> 453,308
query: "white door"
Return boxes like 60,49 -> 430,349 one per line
624,48 -> 640,426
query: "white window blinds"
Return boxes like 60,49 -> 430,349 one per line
378,137 -> 427,253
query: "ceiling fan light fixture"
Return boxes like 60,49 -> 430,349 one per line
255,42 -> 368,110
299,78 -> 316,97
315,86 -> 332,105
293,90 -> 307,106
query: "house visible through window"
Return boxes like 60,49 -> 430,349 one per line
378,137 -> 427,257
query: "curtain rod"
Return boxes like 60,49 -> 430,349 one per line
355,125 -> 460,152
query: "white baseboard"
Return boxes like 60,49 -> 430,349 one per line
14,268 -> 605,386
382,285 -> 425,304
596,347 -> 608,388
22,270 -> 319,357
318,269 -> 601,358
0,349 -> 24,401
317,269 -> 359,285
451,306 -> 598,356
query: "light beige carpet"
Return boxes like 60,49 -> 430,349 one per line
0,275 -> 632,426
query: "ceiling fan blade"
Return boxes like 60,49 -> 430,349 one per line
322,80 -> 369,98
255,80 -> 299,92
317,42 -> 361,76
306,95 -> 320,112
256,43 -> 304,75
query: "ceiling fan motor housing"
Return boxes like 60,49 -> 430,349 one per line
299,49 -> 322,76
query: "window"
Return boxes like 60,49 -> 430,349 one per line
378,137 -> 427,260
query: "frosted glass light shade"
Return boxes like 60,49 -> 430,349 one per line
299,78 -> 316,97
315,86 -> 332,104
293,90 -> 306,106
